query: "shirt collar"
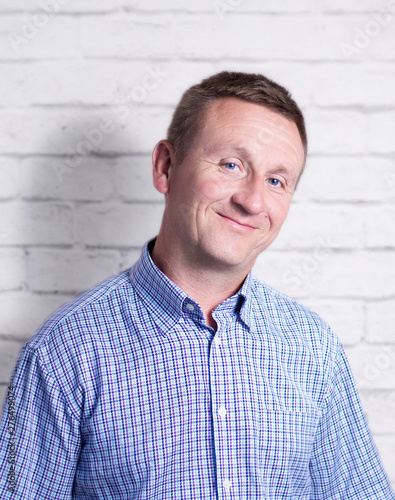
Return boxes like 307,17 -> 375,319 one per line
237,271 -> 253,329
129,239 -> 253,335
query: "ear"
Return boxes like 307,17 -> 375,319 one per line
152,140 -> 175,194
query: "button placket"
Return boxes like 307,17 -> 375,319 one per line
209,319 -> 234,497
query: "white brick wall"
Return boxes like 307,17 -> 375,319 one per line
0,0 -> 394,485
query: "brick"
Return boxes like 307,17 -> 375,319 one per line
359,391 -> 395,434
74,201 -> 163,247
176,14 -> 354,61
337,12 -> 395,62
364,15 -> 395,61
254,250 -> 309,299
255,249 -> 335,300
0,291 -> 73,339
304,108 -> 368,155
270,203 -> 365,250
0,201 -> 73,246
302,299 -> 364,346
132,0 -> 316,13
39,153 -> 163,204
310,63 -> 395,107
346,344 -> 395,390
0,64 -> 27,106
320,0 -> 395,12
6,0 -> 381,15
295,157 -> 395,203
0,0 -> 138,12
367,111 -> 395,154
0,249 -> 25,291
317,252 -> 395,298
177,15 -> 326,60
257,250 -> 395,299
0,62 -> 119,107
27,248 -> 121,293
0,108 -> 172,155
0,15 -> 80,60
0,110 -> 77,155
0,340 -> 23,384
0,61 -> 176,107
119,248 -> 143,270
78,13 -> 383,62
20,157 -> 115,201
307,109 -> 395,154
365,207 -> 395,248
374,435 -> 395,482
278,202 -> 395,258
0,158 -> 19,200
0,61 -> 202,114
113,156 -> 163,202
80,14 -> 177,59
130,62 -> 216,107
366,301 -> 395,343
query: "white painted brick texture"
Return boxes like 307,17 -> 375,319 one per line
0,0 -> 394,486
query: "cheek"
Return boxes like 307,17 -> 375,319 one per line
272,199 -> 292,225
199,178 -> 234,201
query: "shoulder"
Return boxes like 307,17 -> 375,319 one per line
11,269 -> 137,416
249,276 -> 340,361
250,276 -> 328,328
25,269 -> 134,354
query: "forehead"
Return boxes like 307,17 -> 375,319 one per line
198,97 -> 305,166
201,97 -> 295,137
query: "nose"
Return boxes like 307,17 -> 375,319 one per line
231,177 -> 266,215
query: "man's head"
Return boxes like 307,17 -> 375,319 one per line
167,71 -> 307,172
152,72 -> 306,277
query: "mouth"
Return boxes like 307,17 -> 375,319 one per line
217,213 -> 257,231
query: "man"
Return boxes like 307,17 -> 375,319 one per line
0,71 -> 394,498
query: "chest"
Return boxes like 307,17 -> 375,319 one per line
76,319 -> 322,497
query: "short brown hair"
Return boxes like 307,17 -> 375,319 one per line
167,71 -> 307,168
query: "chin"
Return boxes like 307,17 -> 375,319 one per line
200,242 -> 258,271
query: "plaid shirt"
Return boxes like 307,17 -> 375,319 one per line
1,241 -> 394,499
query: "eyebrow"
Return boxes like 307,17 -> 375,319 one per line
266,165 -> 292,176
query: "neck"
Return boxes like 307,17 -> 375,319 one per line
151,237 -> 249,329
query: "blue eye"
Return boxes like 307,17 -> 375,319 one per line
268,178 -> 282,187
224,162 -> 239,171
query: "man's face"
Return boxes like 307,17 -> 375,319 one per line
156,97 -> 305,274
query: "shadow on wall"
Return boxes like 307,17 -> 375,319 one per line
2,110 -> 164,346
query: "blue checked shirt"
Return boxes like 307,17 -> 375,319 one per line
1,241 -> 394,499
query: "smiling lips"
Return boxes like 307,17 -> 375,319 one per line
217,212 -> 257,230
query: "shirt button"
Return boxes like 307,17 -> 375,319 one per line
218,406 -> 227,418
186,303 -> 195,311
214,335 -> 221,346
223,479 -> 232,491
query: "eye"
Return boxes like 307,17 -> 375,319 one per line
268,178 -> 283,187
223,162 -> 240,172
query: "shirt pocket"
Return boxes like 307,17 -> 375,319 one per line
257,409 -> 318,497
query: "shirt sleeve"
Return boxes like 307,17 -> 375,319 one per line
0,344 -> 81,499
309,340 -> 395,499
